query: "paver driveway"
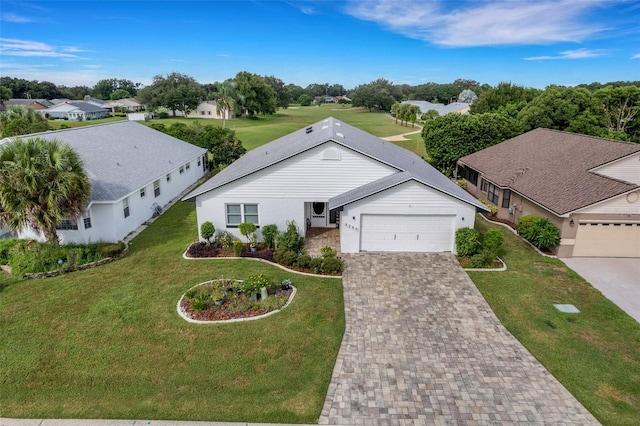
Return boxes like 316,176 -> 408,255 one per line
320,253 -> 598,425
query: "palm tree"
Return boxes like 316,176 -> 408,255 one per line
215,81 -> 244,128
0,105 -> 49,138
0,137 -> 91,244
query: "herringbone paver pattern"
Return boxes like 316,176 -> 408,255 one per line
320,253 -> 599,425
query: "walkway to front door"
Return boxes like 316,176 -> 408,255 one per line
320,253 -> 598,425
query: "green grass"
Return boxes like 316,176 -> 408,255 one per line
47,116 -> 127,130
0,202 -> 344,423
469,216 -> 640,425
153,104 -> 422,154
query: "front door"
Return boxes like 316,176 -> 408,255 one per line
311,202 -> 328,227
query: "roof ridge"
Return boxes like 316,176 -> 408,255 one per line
533,127 -> 640,147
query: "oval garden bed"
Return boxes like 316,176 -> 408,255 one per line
178,275 -> 295,323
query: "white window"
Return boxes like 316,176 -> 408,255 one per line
153,180 -> 160,197
123,197 -> 130,218
56,219 -> 78,230
140,187 -> 146,198
83,212 -> 92,229
226,204 -> 259,226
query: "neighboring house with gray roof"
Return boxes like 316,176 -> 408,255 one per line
1,99 -> 53,112
42,101 -> 108,121
184,117 -> 487,254
402,100 -> 471,117
1,121 -> 208,244
458,128 -> 640,258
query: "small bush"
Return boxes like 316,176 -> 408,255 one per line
241,273 -> 273,294
191,293 -> 211,311
238,222 -> 256,244
233,240 -> 245,257
158,111 -> 169,119
455,227 -> 481,257
321,257 -> 344,274
200,221 -> 215,244
310,257 -> 323,274
456,179 -> 467,189
295,254 -> 312,269
274,248 -> 297,266
468,253 -> 489,269
482,229 -> 503,257
261,224 -> 278,249
0,239 -> 20,264
98,241 -> 126,257
277,221 -> 305,252
517,215 -> 560,250
214,230 -> 236,248
320,246 -> 337,258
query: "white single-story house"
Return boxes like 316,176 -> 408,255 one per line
104,97 -> 144,112
42,101 -> 108,121
186,100 -> 234,120
402,100 -> 471,117
183,117 -> 488,254
1,121 -> 208,244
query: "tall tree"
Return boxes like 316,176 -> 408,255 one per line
517,85 -> 594,132
593,85 -> 640,134
233,71 -> 278,116
423,113 -> 523,175
0,138 -> 91,244
0,105 -> 49,138
214,80 -> 244,128
351,78 -> 397,112
471,82 -> 539,114
109,88 -> 132,100
137,72 -> 204,117
264,75 -> 291,109
93,78 -> 140,100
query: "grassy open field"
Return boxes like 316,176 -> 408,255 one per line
47,115 -> 127,130
0,202 -> 344,423
469,217 -> 640,425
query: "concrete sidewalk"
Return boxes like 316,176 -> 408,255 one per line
0,420 -> 312,426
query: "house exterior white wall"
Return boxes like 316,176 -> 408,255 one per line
576,190 -> 640,215
339,181 -> 476,253
592,153 -> 640,185
19,153 -> 208,244
194,142 -> 398,239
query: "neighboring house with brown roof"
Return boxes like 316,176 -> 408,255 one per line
1,99 -> 53,111
457,128 -> 640,258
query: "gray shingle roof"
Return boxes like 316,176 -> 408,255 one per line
184,117 -> 487,211
458,128 -> 640,215
1,121 -> 206,202
66,101 -> 108,113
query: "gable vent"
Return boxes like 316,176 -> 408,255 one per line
305,126 -> 313,134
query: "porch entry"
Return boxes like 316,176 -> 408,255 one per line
306,202 -> 340,228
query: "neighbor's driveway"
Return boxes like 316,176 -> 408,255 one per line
320,253 -> 598,425
562,257 -> 640,323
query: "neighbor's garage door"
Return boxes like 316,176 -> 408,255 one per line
573,222 -> 640,257
360,214 -> 455,253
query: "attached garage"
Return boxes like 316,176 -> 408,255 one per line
573,221 -> 640,257
360,214 -> 455,252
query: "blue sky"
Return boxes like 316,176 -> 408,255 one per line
1,0 -> 639,90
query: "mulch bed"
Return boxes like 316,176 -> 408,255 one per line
180,288 -> 293,321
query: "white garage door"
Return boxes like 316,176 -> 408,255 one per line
573,222 -> 640,257
360,214 -> 455,253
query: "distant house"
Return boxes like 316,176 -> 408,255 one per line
314,96 -> 337,103
0,121 -> 209,244
401,100 -> 471,117
186,100 -> 234,119
43,101 -> 108,121
1,99 -> 53,112
105,98 -> 144,112
458,128 -> 640,258
184,118 -> 487,254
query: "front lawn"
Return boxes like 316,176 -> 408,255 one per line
0,202 -> 345,423
469,217 -> 640,425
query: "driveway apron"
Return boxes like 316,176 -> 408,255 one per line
320,253 -> 598,425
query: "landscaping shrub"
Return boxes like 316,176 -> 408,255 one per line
187,243 -> 218,258
310,257 -> 323,274
158,111 -> 169,119
0,239 -> 20,264
214,230 -> 236,248
320,246 -> 337,258
455,227 -> 481,257
295,253 -> 312,269
321,256 -> 344,274
482,229 -> 503,257
261,224 -> 278,249
191,293 -> 211,311
240,273 -> 275,294
233,240 -> 245,257
98,241 -> 126,257
517,215 -> 560,250
274,248 -> 297,266
238,222 -> 256,244
200,221 -> 215,244
456,179 -> 467,189
277,221 -> 305,252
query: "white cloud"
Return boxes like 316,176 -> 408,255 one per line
632,53 -> 640,59
344,0 -> 613,47
0,62 -> 107,86
0,38 -> 83,58
286,1 -> 317,15
1,13 -> 32,23
524,48 -> 608,60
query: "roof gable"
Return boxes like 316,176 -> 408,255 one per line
184,117 -> 486,210
458,128 -> 640,215
1,121 -> 206,202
